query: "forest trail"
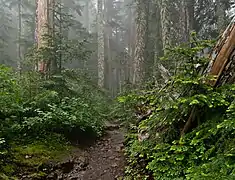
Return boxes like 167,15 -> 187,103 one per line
82,121 -> 125,180
46,121 -> 125,180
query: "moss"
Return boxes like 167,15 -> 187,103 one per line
2,165 -> 15,175
13,136 -> 71,165
0,173 -> 18,180
6,134 -> 72,177
13,144 -> 54,167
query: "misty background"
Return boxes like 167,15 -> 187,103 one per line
1,0 -> 235,96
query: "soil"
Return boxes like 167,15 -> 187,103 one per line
44,121 -> 126,180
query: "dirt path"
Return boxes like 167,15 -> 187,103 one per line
46,122 -> 125,180
82,125 -> 125,180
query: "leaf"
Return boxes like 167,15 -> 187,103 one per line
117,96 -> 127,103
190,99 -> 200,105
176,154 -> 185,161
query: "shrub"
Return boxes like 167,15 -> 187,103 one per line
0,64 -> 111,176
121,39 -> 235,179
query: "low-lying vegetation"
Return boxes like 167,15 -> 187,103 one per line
118,39 -> 235,179
0,65 -> 111,178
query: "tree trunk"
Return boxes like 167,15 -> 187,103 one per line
97,0 -> 105,88
104,0 -> 112,90
17,0 -> 22,73
216,0 -> 228,33
127,5 -> 136,84
36,0 -> 55,74
36,0 -> 48,73
206,22 -> 235,87
133,0 -> 148,84
126,5 -> 133,83
85,0 -> 90,32
186,0 -> 195,31
50,0 -> 57,74
159,0 -> 171,52
153,2 -> 164,84
178,0 -> 190,43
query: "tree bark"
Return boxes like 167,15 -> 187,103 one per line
97,0 -> 105,88
85,0 -> 90,32
36,0 -> 55,74
206,22 -> 235,86
17,0 -> 22,73
104,0 -> 112,91
133,0 -> 148,84
216,0 -> 228,33
186,0 -> 195,31
159,0 -> 171,52
178,0 -> 190,43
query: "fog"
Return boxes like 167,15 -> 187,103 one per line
0,0 -> 234,96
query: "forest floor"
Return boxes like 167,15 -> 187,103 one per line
43,121 -> 126,180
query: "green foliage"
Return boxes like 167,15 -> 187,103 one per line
17,96 -> 104,138
120,39 -> 235,179
0,64 -> 111,177
0,65 -> 21,114
0,0 -> 103,178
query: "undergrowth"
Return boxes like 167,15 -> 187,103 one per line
0,65 -> 111,178
118,38 -> 235,179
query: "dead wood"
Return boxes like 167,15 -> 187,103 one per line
181,21 -> 235,137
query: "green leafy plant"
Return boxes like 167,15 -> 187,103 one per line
121,38 -> 235,179
0,63 -> 112,177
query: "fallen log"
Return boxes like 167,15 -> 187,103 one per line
206,20 -> 235,86
181,20 -> 235,136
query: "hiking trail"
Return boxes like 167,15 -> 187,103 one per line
45,121 -> 126,180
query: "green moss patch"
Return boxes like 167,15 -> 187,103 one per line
3,134 -> 72,179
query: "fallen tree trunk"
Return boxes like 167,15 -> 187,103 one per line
206,21 -> 235,86
181,20 -> 235,136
